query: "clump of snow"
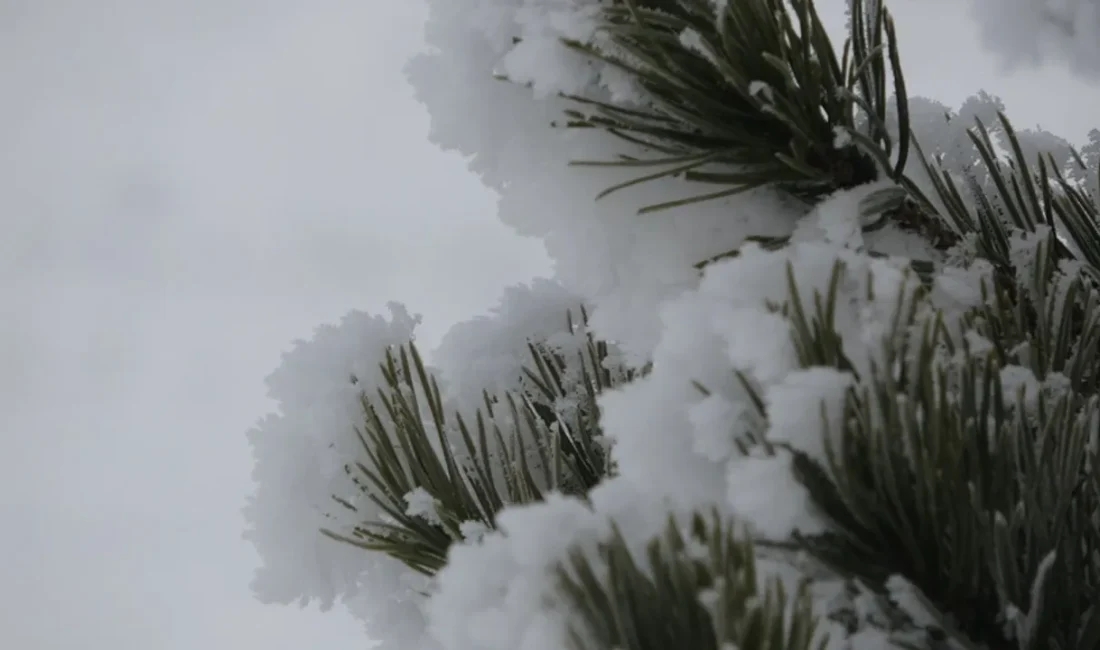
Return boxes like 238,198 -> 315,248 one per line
405,487 -> 444,526
748,80 -> 775,103
595,61 -> 648,106
1041,371 -> 1072,399
931,260 -> 995,311
244,303 -> 436,649
432,278 -> 587,412
687,393 -> 753,463
679,28 -> 716,66
600,237 -> 918,541
964,330 -> 995,357
765,367 -> 854,465
425,492 -> 613,650
792,181 -> 898,249
930,258 -> 997,343
1000,364 -> 1042,410
725,448 -> 831,541
409,0 -> 803,365
496,36 -> 595,99
459,520 -> 492,543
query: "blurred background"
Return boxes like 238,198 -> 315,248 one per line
1,1 -> 1096,648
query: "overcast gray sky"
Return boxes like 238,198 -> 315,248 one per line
1,1 -> 1096,649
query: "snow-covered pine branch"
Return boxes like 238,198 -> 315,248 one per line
244,1 -> 1100,649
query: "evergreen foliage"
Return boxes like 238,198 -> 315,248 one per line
309,0 -> 1100,648
564,0 -> 899,211
560,511 -> 825,650
323,311 -> 627,576
778,255 -> 1100,648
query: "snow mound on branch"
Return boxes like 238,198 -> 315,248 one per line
407,0 -> 803,366
426,492 -> 611,650
970,0 -> 1100,79
243,303 -> 437,650
432,278 -> 587,412
601,239 -> 913,521
427,479 -> 725,650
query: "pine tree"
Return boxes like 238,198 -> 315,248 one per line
244,1 -> 1100,649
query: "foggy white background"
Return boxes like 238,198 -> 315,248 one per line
1,1 -> 1096,648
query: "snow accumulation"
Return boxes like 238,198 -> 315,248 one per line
242,1 -> 1096,650
431,278 -> 587,413
244,304 -> 435,647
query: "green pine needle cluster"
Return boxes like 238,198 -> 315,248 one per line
562,0 -> 906,213
913,113 -> 1100,282
560,511 -> 825,650
763,251 -> 1100,648
323,311 -> 627,575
